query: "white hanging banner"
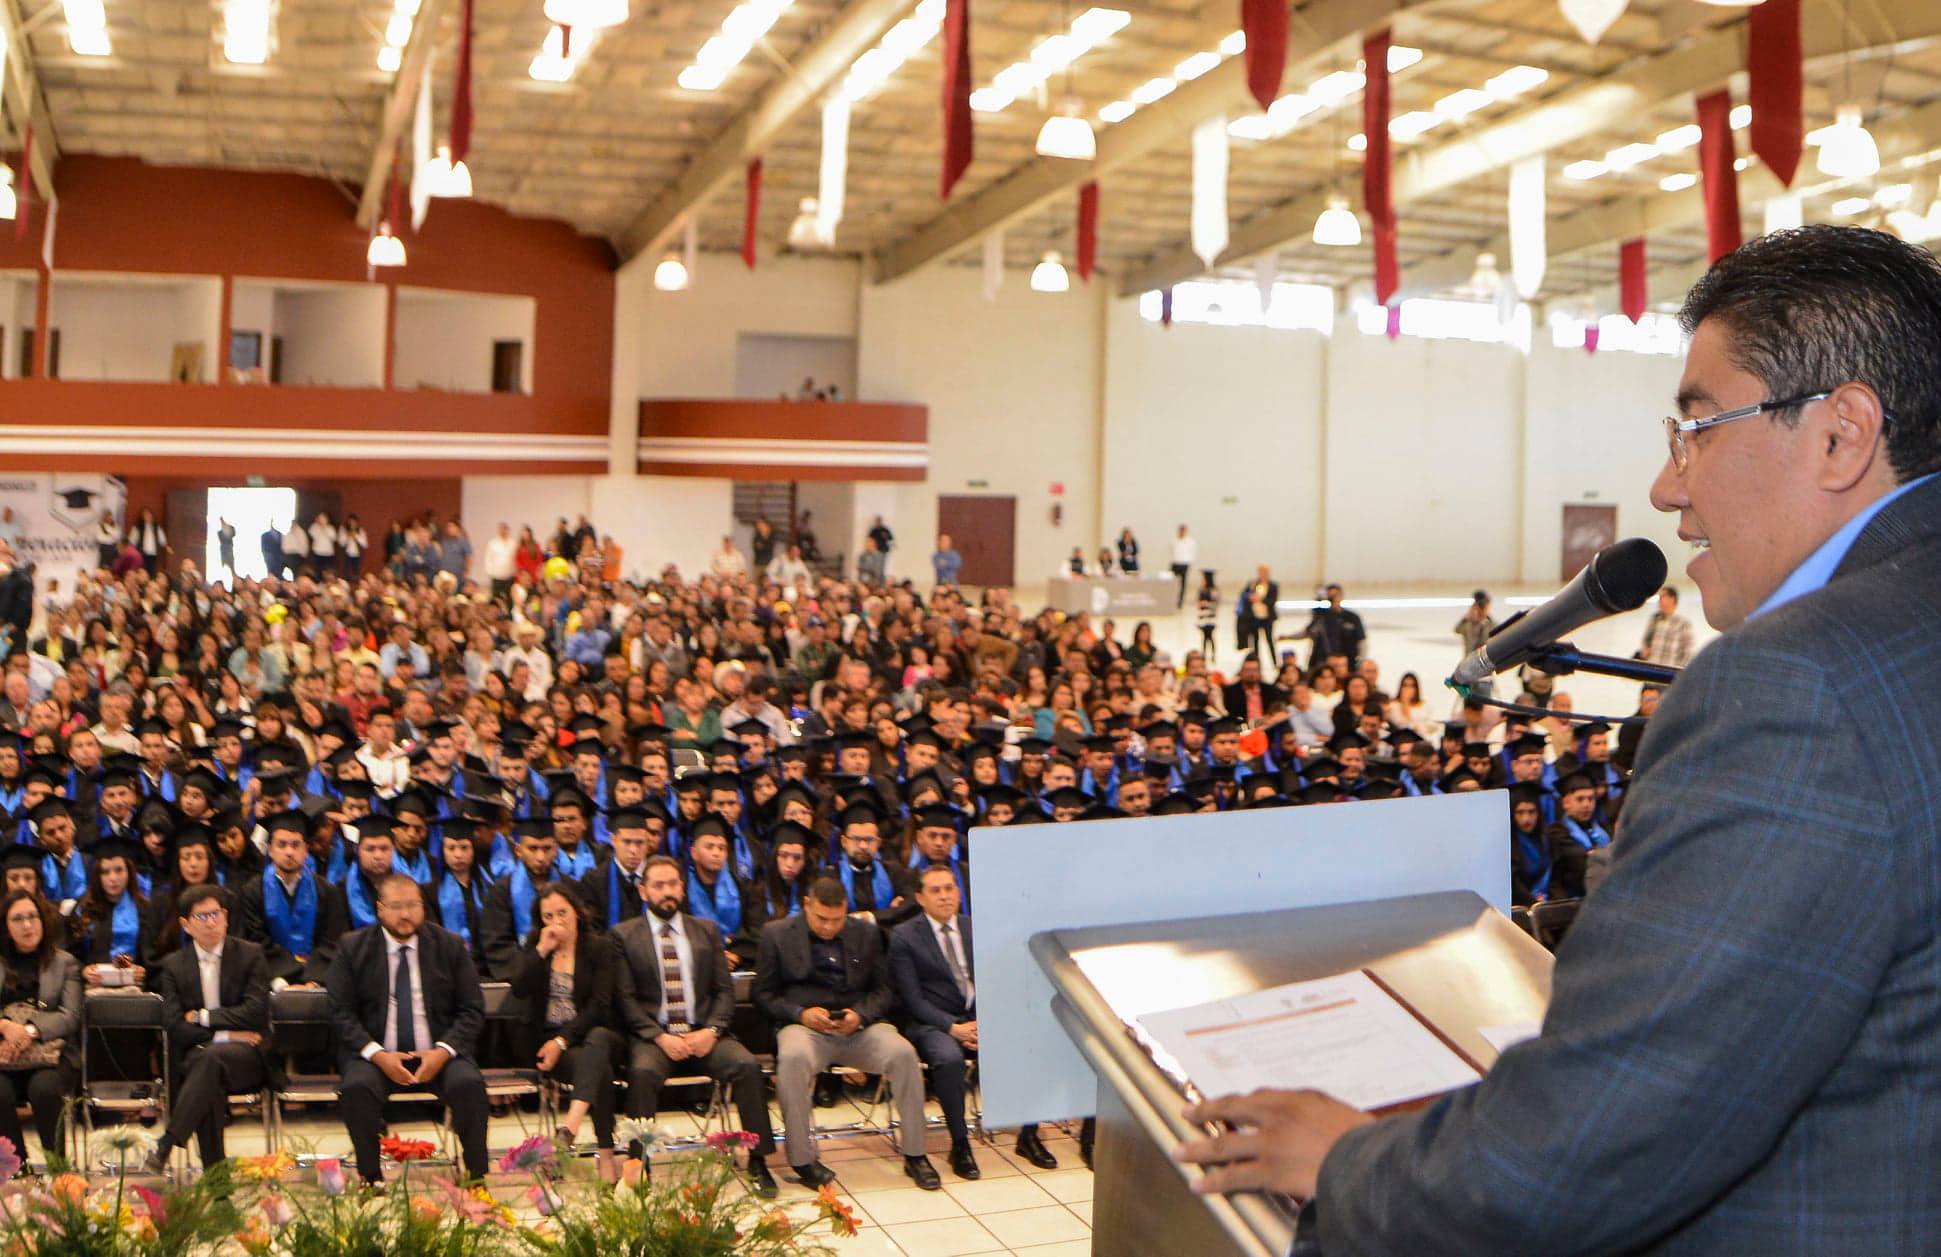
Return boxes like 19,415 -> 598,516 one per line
982,229 -> 1004,303
1191,114 -> 1230,268
1253,253 -> 1277,311
816,95 -> 850,245
1509,154 -> 1546,299
1559,0 -> 1628,44
1763,193 -> 1803,234
410,60 -> 434,230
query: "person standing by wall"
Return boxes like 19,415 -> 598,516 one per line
1170,524 -> 1197,608
1637,585 -> 1695,668
1117,528 -> 1140,576
932,534 -> 963,587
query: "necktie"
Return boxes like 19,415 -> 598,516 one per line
394,945 -> 417,1053
940,921 -> 973,1007
660,922 -> 689,1034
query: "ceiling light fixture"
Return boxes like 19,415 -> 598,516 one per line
367,223 -> 406,267
653,253 -> 689,290
787,198 -> 826,250
542,0 -> 628,30
1562,159 -> 1607,180
0,169 -> 14,221
1030,251 -> 1070,292
1312,194 -> 1361,246
423,144 -> 472,197
1484,65 -> 1547,98
1658,172 -> 1698,192
63,0 -> 110,55
1097,100 -> 1134,123
1604,142 -> 1660,170
676,0 -> 791,92
530,23 -> 595,81
1036,105 -> 1096,160
222,0 -> 273,64
1654,124 -> 1701,152
1815,104 -> 1880,178
377,45 -> 402,72
1829,196 -> 1871,217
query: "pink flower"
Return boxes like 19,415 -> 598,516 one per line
315,1157 -> 347,1197
261,1194 -> 295,1227
131,1184 -> 166,1229
525,1183 -> 559,1218
498,1134 -> 555,1175
705,1130 -> 760,1154
0,1137 -> 19,1184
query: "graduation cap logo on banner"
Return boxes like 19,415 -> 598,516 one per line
48,479 -> 102,530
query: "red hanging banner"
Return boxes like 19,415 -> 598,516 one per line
14,125 -> 31,242
387,160 -> 404,230
450,0 -> 476,160
1696,91 -> 1743,263
1240,0 -> 1287,114
1620,238 -> 1648,324
1748,0 -> 1802,189
1076,182 -> 1098,284
940,0 -> 974,198
743,159 -> 762,270
1362,29 -> 1398,305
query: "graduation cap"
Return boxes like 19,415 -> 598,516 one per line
390,790 -> 434,819
136,799 -> 179,834
435,817 -> 481,844
336,779 -> 379,803
1016,736 -> 1052,756
728,719 -> 769,741
1207,763 -> 1238,783
773,782 -> 820,814
834,730 -> 876,753
962,742 -> 999,764
836,790 -> 886,823
1260,719 -> 1293,743
603,807 -> 652,832
98,764 -> 139,793
903,714 -> 936,735
1360,781 -> 1404,801
700,770 -> 741,795
1364,761 -> 1402,783
1205,716 -> 1244,737
1556,773 -> 1595,796
907,730 -> 946,752
912,803 -> 960,831
1079,734 -> 1116,755
254,770 -> 299,799
498,721 -> 537,752
565,715 -> 604,737
171,824 -> 218,854
1461,742 -> 1494,759
1009,806 -> 1050,825
1297,782 -> 1342,805
1327,731 -> 1369,754
1443,769 -> 1483,791
570,740 -> 607,763
774,745 -> 811,765
1104,714 -> 1134,732
1507,783 -> 1549,808
1044,786 -> 1090,812
0,842 -> 47,872
767,819 -> 817,849
55,486 -> 98,512
325,746 -> 359,771
1508,734 -> 1549,760
968,725 -> 1008,747
1181,778 -> 1217,802
209,718 -> 248,742
28,798 -> 69,824
687,814 -> 731,841
353,815 -> 398,842
180,767 -> 225,799
1442,722 -> 1468,741
1248,795 -> 1297,809
514,818 -> 554,841
1142,757 -> 1178,781
263,809 -> 309,839
1177,709 -> 1211,730
1389,728 -> 1424,749
421,719 -> 460,741
1077,804 -> 1127,822
672,775 -> 708,796
626,722 -> 671,745
978,783 -> 1028,811
1152,794 -> 1197,816
1138,721 -> 1178,742
607,764 -> 645,786
20,763 -> 61,792
1301,756 -> 1343,781
1577,721 -> 1613,737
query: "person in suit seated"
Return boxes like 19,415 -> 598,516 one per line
481,820 -> 559,981
327,872 -> 491,1184
753,876 -> 939,1190
578,807 -> 656,932
1219,653 -> 1287,725
236,812 -> 350,989
0,888 -> 80,1163
141,884 -> 274,1172
430,818 -> 491,969
511,883 -> 625,1178
68,836 -> 151,985
613,855 -> 776,1197
1545,774 -> 1612,900
830,802 -> 917,930
681,816 -> 757,966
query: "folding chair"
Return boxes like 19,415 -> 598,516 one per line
269,986 -> 455,1165
1530,898 -> 1582,951
80,990 -> 170,1170
478,982 -> 550,1147
1509,904 -> 1536,938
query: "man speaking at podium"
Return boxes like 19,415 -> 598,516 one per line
1178,225 -> 1941,1254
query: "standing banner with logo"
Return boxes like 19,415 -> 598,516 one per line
0,474 -> 127,597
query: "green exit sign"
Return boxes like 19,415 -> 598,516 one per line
967,479 -> 989,489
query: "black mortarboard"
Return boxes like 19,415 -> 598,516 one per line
767,820 -> 816,848
1182,778 -> 1217,802
136,799 -> 178,833
264,810 -> 308,839
775,745 -> 810,764
209,718 -> 248,742
499,721 -> 537,750
1462,742 -> 1494,759
1138,721 -> 1178,741
181,768 -> 224,799
1152,794 -> 1197,816
1507,783 -> 1549,807
627,722 -> 671,745
1327,731 -> 1369,754
390,790 -> 433,818
336,779 -> 379,802
353,815 -> 397,841
98,764 -> 138,792
1016,736 -> 1052,755
1509,734 -> 1548,759
1301,756 -> 1343,780
1443,769 -> 1482,791
1178,709 -> 1211,729
54,486 -> 97,511
978,784 -> 1028,810
687,814 -> 731,841
253,769 -> 297,797
604,807 -> 651,831
422,719 -> 460,740
607,764 -> 645,786
912,803 -> 960,831
1044,786 -> 1090,811
773,782 -> 820,814
1578,721 -> 1613,737
316,718 -> 354,744
1247,795 -> 1296,809
514,818 -> 553,841
566,715 -> 603,737
1389,728 -> 1424,749
705,771 -> 743,795
172,824 -> 217,854
1143,758 -> 1178,781
907,730 -> 946,752
672,775 -> 707,796
1297,782 -> 1342,805
729,719 -> 769,740
27,798 -> 68,824
1,842 -> 46,871
1079,734 -> 1116,754
436,817 -> 481,843
406,745 -> 434,766
969,725 -> 1008,747
1364,761 -> 1402,782
834,730 -> 875,752
1009,805 -> 1050,825
837,796 -> 885,828
1205,716 -> 1244,737
1557,773 -> 1594,796
1360,781 -> 1404,801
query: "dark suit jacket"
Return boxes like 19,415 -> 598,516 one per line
611,912 -> 736,1039
839,859 -> 920,931
888,913 -> 973,1032
156,937 -> 273,1064
480,869 -> 560,982
509,931 -> 617,1057
325,922 -> 484,1067
0,951 -> 81,1070
579,860 -> 648,932
752,914 -> 893,1029
1312,475 -> 1941,1255
234,871 -> 351,985
1221,681 -> 1288,718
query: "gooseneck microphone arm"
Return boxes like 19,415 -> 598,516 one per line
1520,642 -> 1681,687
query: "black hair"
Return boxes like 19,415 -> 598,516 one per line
1679,225 -> 1941,482
807,875 -> 848,908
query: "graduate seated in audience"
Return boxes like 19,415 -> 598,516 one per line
68,836 -> 151,982
548,790 -> 602,881
754,876 -> 937,1190
511,883 -> 625,1178
482,820 -> 559,982
578,806 -> 656,931
1545,774 -> 1613,900
237,811 -> 350,988
752,823 -> 817,925
429,817 -> 491,968
832,801 -> 918,929
681,817 -> 757,966
613,855 -> 776,1195
143,884 -> 274,1172
328,872 -> 491,1184
1508,784 -> 1553,907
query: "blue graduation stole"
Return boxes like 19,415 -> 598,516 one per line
604,859 -> 641,928
346,871 -> 379,929
304,835 -> 350,885
109,891 -> 141,957
263,867 -> 319,957
507,863 -> 542,938
0,784 -> 19,815
1080,768 -> 1119,806
135,871 -> 152,897
436,873 -> 480,943
1560,818 -> 1611,851
483,832 -> 516,883
303,766 -> 329,798
140,772 -> 176,802
1400,774 -> 1440,798
836,857 -> 893,913
392,847 -> 434,886
553,841 -> 597,880
43,849 -> 88,901
1511,827 -> 1552,899
686,868 -> 741,936
730,824 -> 757,882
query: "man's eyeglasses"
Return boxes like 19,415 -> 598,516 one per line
188,909 -> 224,923
1664,391 -> 1897,473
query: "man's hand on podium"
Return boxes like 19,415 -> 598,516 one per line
1174,1089 -> 1374,1200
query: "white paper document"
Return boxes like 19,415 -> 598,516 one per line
1136,971 -> 1482,1112
1479,1020 -> 1543,1054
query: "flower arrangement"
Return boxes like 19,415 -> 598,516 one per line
0,1133 -> 247,1256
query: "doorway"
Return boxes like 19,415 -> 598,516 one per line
1560,504 -> 1618,582
205,486 -> 296,583
937,495 -> 1017,587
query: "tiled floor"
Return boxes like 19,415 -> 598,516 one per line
86,1083 -> 1096,1257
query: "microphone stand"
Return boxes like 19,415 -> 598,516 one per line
1524,641 -> 1680,687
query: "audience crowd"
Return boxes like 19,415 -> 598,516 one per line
0,506 -> 1657,1195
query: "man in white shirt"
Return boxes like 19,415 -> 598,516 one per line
355,708 -> 412,798
481,524 -> 518,599
280,517 -> 309,577
499,620 -> 553,701
709,535 -> 748,580
144,884 -> 273,1172
90,682 -> 140,755
766,543 -> 811,588
328,872 -> 490,1184
1285,682 -> 1335,744
1170,523 -> 1198,608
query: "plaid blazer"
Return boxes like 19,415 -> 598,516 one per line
1310,474 -> 1941,1255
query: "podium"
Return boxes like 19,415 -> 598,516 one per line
1032,891 -> 1553,1257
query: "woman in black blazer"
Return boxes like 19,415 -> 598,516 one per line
0,889 -> 82,1162
513,883 -> 624,1177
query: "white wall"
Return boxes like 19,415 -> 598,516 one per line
1102,300 -> 1327,588
1521,339 -> 1686,583
639,252 -> 861,398
48,276 -> 221,382
461,476 -> 592,549
859,264 -> 1103,583
228,281 -> 275,378
588,473 -> 734,583
393,288 -> 536,394
792,481 -> 854,567
734,332 -> 857,401
273,286 -> 386,388
0,275 -> 33,380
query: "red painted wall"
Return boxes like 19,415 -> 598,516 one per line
0,156 -> 615,439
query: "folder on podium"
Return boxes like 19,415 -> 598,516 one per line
1032,891 -> 1552,1257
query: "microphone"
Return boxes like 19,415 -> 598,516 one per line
1450,538 -> 1668,686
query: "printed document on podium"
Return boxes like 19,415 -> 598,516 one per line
1137,971 -> 1481,1112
